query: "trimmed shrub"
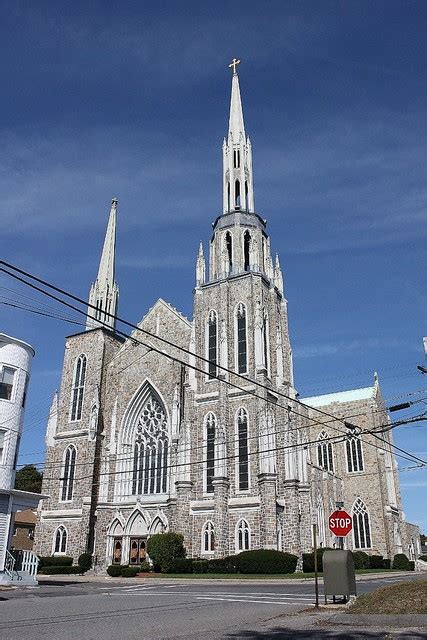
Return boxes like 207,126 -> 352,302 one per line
38,556 -> 73,568
146,532 -> 186,573
352,551 -> 371,569
78,553 -> 92,573
302,547 -> 333,573
409,561 -> 415,571
419,555 -> 427,562
139,560 -> 151,573
382,559 -> 391,569
121,566 -> 140,577
369,555 -> 384,569
169,558 -> 193,574
106,564 -> 123,577
192,559 -> 209,574
207,556 -> 238,574
236,550 -> 298,575
392,553 -> 412,571
38,565 -> 81,574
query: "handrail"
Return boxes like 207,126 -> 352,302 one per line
4,550 -> 16,579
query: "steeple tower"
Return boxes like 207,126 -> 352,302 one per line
223,60 -> 254,214
86,198 -> 119,331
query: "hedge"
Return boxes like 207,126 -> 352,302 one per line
352,551 -> 371,569
107,564 -> 122,577
302,548 -> 333,573
392,553 -> 413,571
121,566 -> 140,578
169,558 -> 193,574
382,558 -> 391,569
38,565 -> 82,574
368,555 -> 384,569
146,532 -> 186,573
236,550 -> 298,575
38,556 -> 73,568
139,560 -> 151,573
192,559 -> 209,574
207,556 -> 238,574
419,555 -> 427,562
78,553 -> 92,572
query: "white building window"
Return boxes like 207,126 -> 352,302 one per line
235,303 -> 247,374
0,430 -> 5,464
236,408 -> 249,491
346,430 -> 364,472
236,519 -> 250,551
205,412 -> 216,494
53,526 -> 67,554
352,498 -> 372,549
60,445 -> 76,501
202,521 -> 215,553
0,366 -> 16,401
70,355 -> 87,421
131,394 -> 169,495
317,431 -> 334,472
206,311 -> 218,379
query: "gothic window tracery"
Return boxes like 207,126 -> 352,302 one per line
53,526 -> 67,554
226,232 -> 233,271
236,407 -> 249,490
70,354 -> 87,421
205,412 -> 216,493
317,431 -> 334,472
346,430 -> 364,472
60,445 -> 76,501
236,518 -> 250,551
352,498 -> 372,549
132,394 -> 169,495
236,303 -> 247,374
243,231 -> 251,271
202,520 -> 215,553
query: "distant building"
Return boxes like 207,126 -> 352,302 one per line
35,67 -> 419,569
0,333 -> 45,584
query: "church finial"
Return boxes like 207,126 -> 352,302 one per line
228,57 -> 241,75
195,241 -> 205,287
86,198 -> 119,330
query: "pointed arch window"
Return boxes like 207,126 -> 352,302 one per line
262,311 -> 270,374
207,310 -> 218,379
235,303 -> 247,374
352,499 -> 372,549
236,408 -> 249,490
317,431 -> 334,472
226,232 -> 233,272
243,231 -> 251,271
60,445 -> 76,501
233,149 -> 240,169
227,182 -> 230,212
70,354 -> 87,421
205,412 -> 216,493
202,521 -> 215,553
53,526 -> 67,554
236,519 -> 250,551
132,393 -> 169,495
346,430 -> 364,472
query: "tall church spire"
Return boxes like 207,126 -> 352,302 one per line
223,59 -> 254,214
86,198 -> 119,331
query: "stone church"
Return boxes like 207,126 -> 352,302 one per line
35,65 -> 420,568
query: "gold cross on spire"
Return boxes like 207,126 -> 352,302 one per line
229,58 -> 241,74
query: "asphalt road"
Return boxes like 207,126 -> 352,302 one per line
0,574 -> 425,639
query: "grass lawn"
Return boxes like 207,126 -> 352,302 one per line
349,579 -> 427,614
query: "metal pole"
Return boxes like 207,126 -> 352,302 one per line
313,523 -> 319,609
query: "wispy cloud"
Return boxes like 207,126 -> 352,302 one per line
294,337 -> 408,359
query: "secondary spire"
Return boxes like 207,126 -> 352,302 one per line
86,198 -> 119,330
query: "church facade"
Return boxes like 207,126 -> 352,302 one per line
35,67 -> 419,568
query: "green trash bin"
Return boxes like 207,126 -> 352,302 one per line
323,550 -> 356,603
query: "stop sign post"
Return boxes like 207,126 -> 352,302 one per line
329,509 -> 352,537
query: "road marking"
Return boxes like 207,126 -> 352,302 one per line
196,596 -> 309,605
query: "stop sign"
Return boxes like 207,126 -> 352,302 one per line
328,509 -> 352,537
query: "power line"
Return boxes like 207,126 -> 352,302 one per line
2,259 -> 426,469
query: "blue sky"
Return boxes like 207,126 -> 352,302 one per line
1,1 -> 426,531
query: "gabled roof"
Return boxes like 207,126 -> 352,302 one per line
302,386 -> 376,408
137,298 -> 192,329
